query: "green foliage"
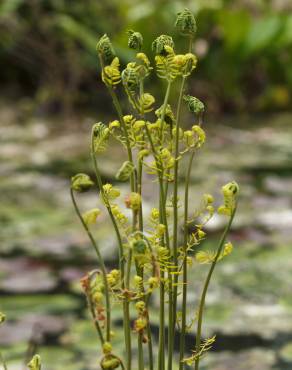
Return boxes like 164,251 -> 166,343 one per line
0,0 -> 291,113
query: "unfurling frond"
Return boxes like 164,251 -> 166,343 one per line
155,46 -> 179,82
96,34 -> 115,64
71,173 -> 94,193
192,125 -> 206,147
0,312 -> 6,324
102,57 -> 121,87
116,161 -> 135,181
184,95 -> 205,115
196,241 -> 234,264
122,60 -> 152,111
92,122 -> 110,153
136,53 -> 151,69
175,8 -> 197,36
102,183 -> 121,202
218,181 -> 239,216
222,242 -> 233,257
125,192 -> 142,211
183,336 -> 216,365
100,355 -> 121,370
127,30 -> 143,50
173,53 -> 197,77
152,35 -> 174,55
122,63 -> 140,90
82,208 -> 101,226
155,104 -> 175,125
122,63 -> 140,110
28,355 -> 41,370
138,93 -> 155,113
195,250 -> 217,264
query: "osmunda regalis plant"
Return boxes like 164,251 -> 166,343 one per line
0,8 -> 239,370
70,8 -> 239,370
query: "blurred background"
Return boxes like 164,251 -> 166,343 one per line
1,0 -> 292,369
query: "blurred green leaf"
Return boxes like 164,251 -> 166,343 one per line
243,15 -> 282,56
54,14 -> 96,51
0,0 -> 24,17
277,15 -> 292,47
218,9 -> 251,54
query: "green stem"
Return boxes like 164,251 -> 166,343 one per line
90,132 -> 131,368
168,76 -> 187,370
138,331 -> 144,370
143,84 -> 172,370
138,81 -> 145,232
158,269 -> 165,370
135,263 -> 145,370
194,208 -> 237,370
91,130 -> 124,277
88,301 -> 105,345
86,275 -> 105,345
136,81 -> 153,370
146,318 -> 154,370
159,81 -> 172,142
179,150 -> 195,369
109,88 -> 137,191
70,188 -> 111,341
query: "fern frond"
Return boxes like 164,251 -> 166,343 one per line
122,63 -> 140,110
195,250 -> 217,264
102,57 -> 121,87
183,335 -> 216,365
96,34 -> 115,64
138,93 -> 155,113
155,47 -> 179,82
116,161 -> 135,181
218,181 -> 239,216
152,35 -> 174,55
92,122 -> 110,153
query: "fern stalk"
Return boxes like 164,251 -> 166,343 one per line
70,188 -> 111,341
178,149 -> 195,369
194,207 -> 237,370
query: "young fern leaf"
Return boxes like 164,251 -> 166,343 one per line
175,8 -> 197,36
218,181 -> 239,216
0,312 -> 5,324
155,46 -> 179,82
138,93 -> 155,113
122,63 -> 140,111
155,104 -> 175,125
28,355 -> 41,370
183,335 -> 216,365
102,57 -> 121,87
116,161 -> 135,181
96,34 -> 116,64
152,35 -> 174,55
92,122 -> 110,153
127,30 -> 143,50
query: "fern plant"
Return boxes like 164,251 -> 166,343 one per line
0,8 -> 239,370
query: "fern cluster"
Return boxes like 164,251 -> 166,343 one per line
73,8 -> 239,370
0,8 -> 239,370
